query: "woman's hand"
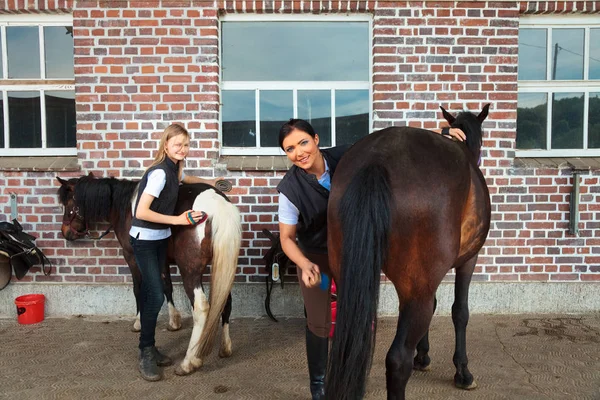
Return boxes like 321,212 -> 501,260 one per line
176,209 -> 206,225
299,261 -> 321,288
441,127 -> 466,141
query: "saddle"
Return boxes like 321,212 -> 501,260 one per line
261,228 -> 292,322
0,219 -> 52,290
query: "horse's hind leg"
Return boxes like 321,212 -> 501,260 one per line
386,298 -> 435,400
162,263 -> 181,331
218,293 -> 233,358
452,255 -> 478,390
413,296 -> 437,371
175,274 -> 209,376
124,252 -> 143,332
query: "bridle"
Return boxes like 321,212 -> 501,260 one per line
63,200 -> 112,240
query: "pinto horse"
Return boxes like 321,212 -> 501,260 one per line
57,175 -> 241,376
326,104 -> 491,399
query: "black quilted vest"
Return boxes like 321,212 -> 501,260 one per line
277,145 -> 348,254
131,157 -> 180,230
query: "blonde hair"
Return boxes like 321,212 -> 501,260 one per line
149,123 -> 190,180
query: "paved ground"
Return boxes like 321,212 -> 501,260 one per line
1,314 -> 599,400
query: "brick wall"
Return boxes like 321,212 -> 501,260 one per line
0,0 -> 598,288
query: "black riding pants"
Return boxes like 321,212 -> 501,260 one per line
130,236 -> 167,350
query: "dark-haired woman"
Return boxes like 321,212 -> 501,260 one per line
276,119 -> 464,399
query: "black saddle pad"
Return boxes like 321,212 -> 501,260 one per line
0,251 -> 11,290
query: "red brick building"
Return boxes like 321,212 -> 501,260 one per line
0,0 -> 598,317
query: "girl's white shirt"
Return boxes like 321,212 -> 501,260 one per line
129,169 -> 185,241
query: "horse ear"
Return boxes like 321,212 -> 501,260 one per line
440,106 -> 455,124
478,104 -> 491,123
56,177 -> 68,185
88,171 -> 95,177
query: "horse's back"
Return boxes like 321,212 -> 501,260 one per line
330,126 -> 488,290
333,127 -> 473,217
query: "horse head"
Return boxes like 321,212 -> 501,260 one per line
56,174 -> 93,241
440,103 -> 490,165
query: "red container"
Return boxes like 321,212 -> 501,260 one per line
15,294 -> 45,324
329,281 -> 337,338
329,301 -> 337,338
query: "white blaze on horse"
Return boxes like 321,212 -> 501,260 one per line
57,175 -> 241,375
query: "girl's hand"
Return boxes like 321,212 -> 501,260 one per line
300,261 -> 321,288
177,209 -> 206,226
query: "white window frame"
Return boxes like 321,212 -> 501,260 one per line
219,14 -> 373,156
0,13 -> 75,157
517,15 -> 600,157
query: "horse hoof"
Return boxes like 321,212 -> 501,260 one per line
174,364 -> 195,376
218,347 -> 233,358
167,323 -> 181,332
455,379 -> 477,390
413,355 -> 431,371
131,325 -> 141,333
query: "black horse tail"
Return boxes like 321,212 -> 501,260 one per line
326,163 -> 392,400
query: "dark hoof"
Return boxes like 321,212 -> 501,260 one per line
413,355 -> 431,371
454,373 -> 477,390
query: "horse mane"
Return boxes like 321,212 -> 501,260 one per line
450,111 -> 484,161
74,176 -> 139,227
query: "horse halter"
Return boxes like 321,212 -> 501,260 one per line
63,200 -> 112,240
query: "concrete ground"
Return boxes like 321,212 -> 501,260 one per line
0,314 -> 599,400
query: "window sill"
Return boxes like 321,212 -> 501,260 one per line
220,155 -> 292,171
0,156 -> 80,172
513,157 -> 600,172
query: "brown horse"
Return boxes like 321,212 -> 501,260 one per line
57,175 -> 241,375
326,105 -> 491,399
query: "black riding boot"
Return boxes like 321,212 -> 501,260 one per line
139,346 -> 162,382
152,346 -> 173,367
306,326 -> 328,400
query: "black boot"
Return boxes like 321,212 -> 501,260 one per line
306,327 -> 328,400
139,346 -> 162,382
152,346 -> 173,367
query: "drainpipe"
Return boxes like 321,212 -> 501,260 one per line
568,172 -> 580,236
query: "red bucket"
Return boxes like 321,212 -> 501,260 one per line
15,294 -> 45,324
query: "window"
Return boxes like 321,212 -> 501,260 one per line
517,16 -> 600,157
0,14 -> 75,157
220,15 -> 371,155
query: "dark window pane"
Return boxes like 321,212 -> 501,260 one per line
0,96 -> 4,148
222,90 -> 256,147
298,90 -> 331,147
222,22 -> 369,81
551,29 -> 584,80
7,27 -> 40,79
516,93 -> 547,150
46,91 -> 75,148
260,91 -> 292,147
591,29 -> 600,80
0,31 -> 3,77
518,29 -> 547,81
44,26 -> 74,79
8,91 -> 41,148
589,93 -> 600,149
335,90 -> 369,146
551,92 -> 584,149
